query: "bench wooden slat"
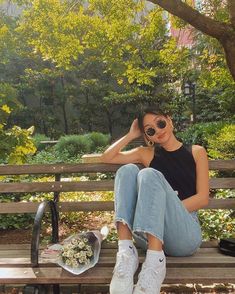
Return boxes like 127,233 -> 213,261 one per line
210,178 -> 235,189
0,198 -> 234,214
0,178 -> 234,194
0,240 -> 219,250
0,181 -> 114,193
0,247 -> 222,258
0,254 -> 235,268
0,163 -> 121,175
0,266 -> 234,284
0,160 -> 234,176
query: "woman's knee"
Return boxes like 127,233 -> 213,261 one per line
116,163 -> 140,179
137,167 -> 162,183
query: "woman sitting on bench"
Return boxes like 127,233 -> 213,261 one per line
101,106 -> 209,294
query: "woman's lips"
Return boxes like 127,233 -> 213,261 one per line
157,132 -> 166,140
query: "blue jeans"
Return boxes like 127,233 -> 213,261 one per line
114,164 -> 202,257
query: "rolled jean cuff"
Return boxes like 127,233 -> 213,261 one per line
133,227 -> 164,244
115,217 -> 133,232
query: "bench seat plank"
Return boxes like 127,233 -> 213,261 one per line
0,266 -> 234,284
0,248 -> 234,268
0,240 -> 219,250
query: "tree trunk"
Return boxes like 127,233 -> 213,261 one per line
105,109 -> 113,138
60,76 -> 69,134
148,0 -> 235,81
221,36 -> 235,81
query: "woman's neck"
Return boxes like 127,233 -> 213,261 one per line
160,135 -> 182,151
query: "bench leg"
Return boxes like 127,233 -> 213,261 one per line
52,284 -> 60,294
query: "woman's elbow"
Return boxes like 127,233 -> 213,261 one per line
201,193 -> 210,207
100,153 -> 112,163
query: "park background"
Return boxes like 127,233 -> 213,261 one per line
0,1 -> 234,249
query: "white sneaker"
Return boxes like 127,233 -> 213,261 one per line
133,259 -> 166,294
109,246 -> 139,294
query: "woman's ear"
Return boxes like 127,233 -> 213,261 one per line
167,116 -> 174,129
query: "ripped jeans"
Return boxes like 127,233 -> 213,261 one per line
114,164 -> 202,256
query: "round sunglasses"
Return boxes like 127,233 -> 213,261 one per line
145,119 -> 167,137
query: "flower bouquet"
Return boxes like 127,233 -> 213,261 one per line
41,226 -> 109,275
60,235 -> 93,267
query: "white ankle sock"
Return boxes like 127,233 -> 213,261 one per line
145,249 -> 165,267
118,240 -> 136,255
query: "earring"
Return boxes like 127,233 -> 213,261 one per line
147,140 -> 154,147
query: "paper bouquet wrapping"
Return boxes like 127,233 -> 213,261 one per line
41,226 -> 109,275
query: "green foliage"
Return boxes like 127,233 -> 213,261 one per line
190,32 -> 235,117
53,133 -> 111,158
199,209 -> 234,241
32,133 -> 51,151
176,121 -> 230,149
207,125 -> 235,159
85,132 -> 110,152
55,135 -> 92,157
0,214 -> 34,229
0,125 -> 36,164
0,187 -> 35,230
28,148 -> 82,164
0,81 -> 36,164
0,83 -> 19,113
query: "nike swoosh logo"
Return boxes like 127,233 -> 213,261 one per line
159,258 -> 164,262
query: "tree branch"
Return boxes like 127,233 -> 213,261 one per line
148,0 -> 229,40
228,0 -> 235,29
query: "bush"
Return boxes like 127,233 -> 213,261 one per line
27,148 -> 82,164
55,135 -> 91,157
199,209 -> 234,241
0,214 -> 34,229
32,133 -> 51,151
207,125 -> 235,159
85,132 -> 110,152
176,121 -> 228,148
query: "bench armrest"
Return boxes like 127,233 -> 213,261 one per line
31,200 -> 59,267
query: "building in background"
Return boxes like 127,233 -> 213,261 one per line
169,0 -> 196,48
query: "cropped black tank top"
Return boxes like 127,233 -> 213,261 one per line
149,144 -> 196,200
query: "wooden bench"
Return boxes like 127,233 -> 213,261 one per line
0,160 -> 234,293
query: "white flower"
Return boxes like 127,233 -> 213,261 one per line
78,241 -> 85,249
60,235 -> 94,268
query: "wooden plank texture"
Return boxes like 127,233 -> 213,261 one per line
0,198 -> 233,214
0,240 -> 219,250
0,198 -> 234,214
0,181 -> 114,193
0,178 -> 234,194
0,163 -> 121,175
0,160 -> 234,176
0,267 -> 234,284
0,254 -> 235,268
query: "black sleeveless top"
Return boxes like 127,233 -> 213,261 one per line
149,144 -> 196,200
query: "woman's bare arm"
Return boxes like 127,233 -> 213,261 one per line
182,145 -> 210,212
100,119 -> 144,164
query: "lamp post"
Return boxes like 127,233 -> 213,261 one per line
183,81 -> 196,123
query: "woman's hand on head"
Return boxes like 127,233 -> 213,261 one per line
129,119 -> 142,139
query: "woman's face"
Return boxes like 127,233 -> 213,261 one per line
142,113 -> 173,144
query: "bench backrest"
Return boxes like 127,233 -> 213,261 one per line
0,160 -> 234,214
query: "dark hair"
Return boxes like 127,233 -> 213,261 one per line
137,107 -> 169,132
